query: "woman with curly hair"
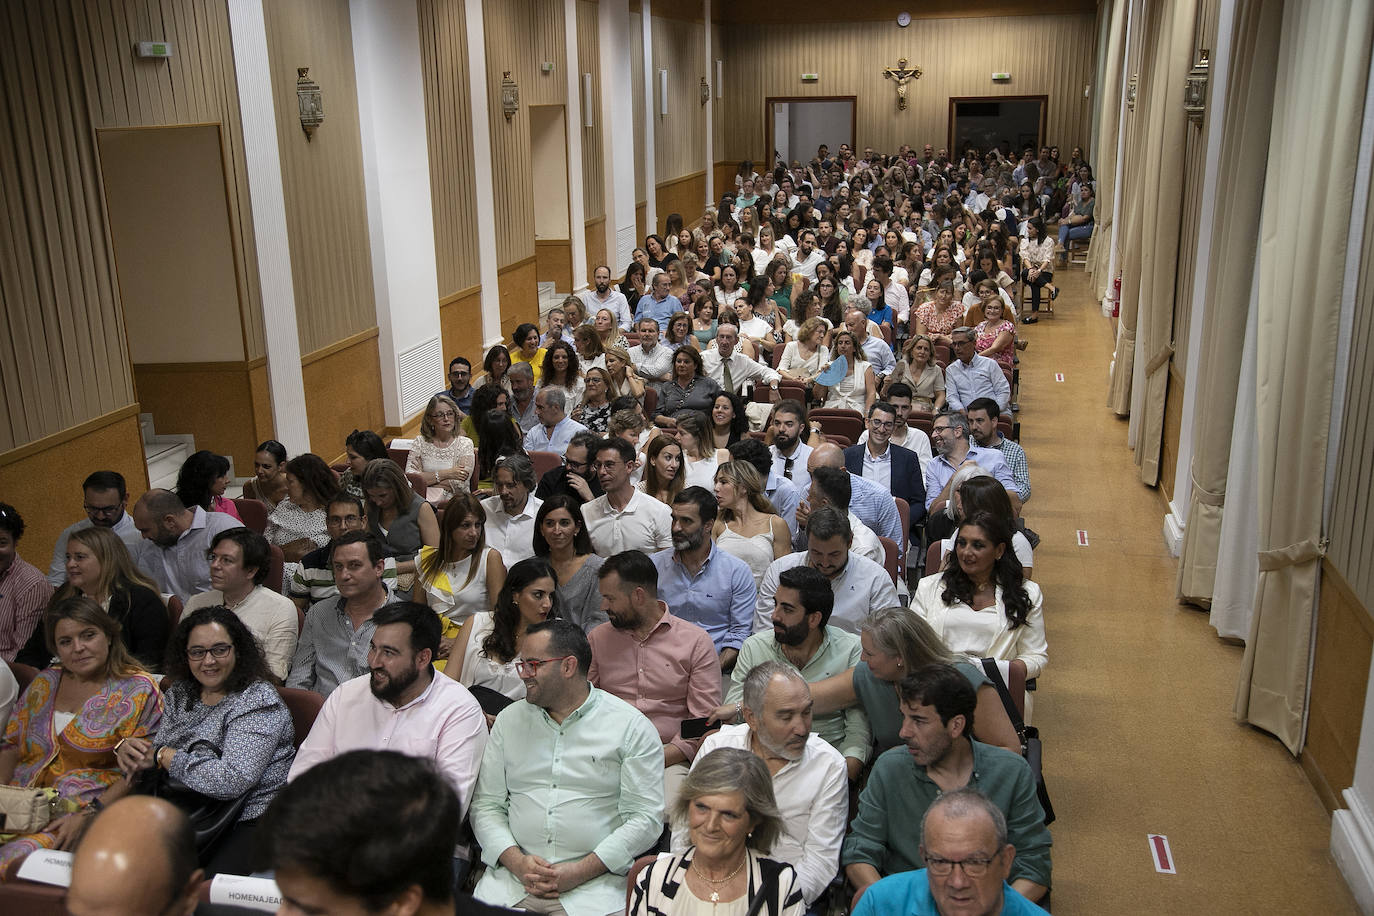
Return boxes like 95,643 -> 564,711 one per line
176,450 -> 241,521
538,339 -> 584,405
444,556 -> 559,702
265,454 -> 338,563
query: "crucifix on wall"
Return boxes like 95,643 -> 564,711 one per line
883,58 -> 922,110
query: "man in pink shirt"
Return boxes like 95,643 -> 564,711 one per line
0,503 -> 53,663
587,550 -> 722,816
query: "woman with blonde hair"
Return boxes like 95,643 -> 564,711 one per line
816,330 -> 875,412
572,366 -> 613,434
572,323 -> 606,371
886,333 -> 946,411
602,344 -> 645,401
595,307 -> 632,353
778,316 -> 830,383
712,461 -> 790,591
417,491 -> 506,670
665,258 -> 689,301
638,435 -> 685,506
675,410 -> 731,490
405,394 -> 475,504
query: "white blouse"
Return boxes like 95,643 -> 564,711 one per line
910,574 -> 1048,679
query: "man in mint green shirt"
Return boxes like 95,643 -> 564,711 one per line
471,619 -> 664,916
727,565 -> 869,779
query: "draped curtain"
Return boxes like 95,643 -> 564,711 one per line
1175,0 -> 1283,608
1086,0 -> 1128,301
1235,0 -> 1374,753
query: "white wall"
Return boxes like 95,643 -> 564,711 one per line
788,100 -> 854,163
530,105 -> 571,239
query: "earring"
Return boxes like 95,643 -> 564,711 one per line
897,661 -> 903,667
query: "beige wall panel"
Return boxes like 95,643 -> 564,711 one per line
264,0 -> 376,356
720,14 -> 1098,162
301,329 -> 386,456
630,12 -> 647,203
577,0 -> 605,221
418,0 -> 482,298
651,16 -> 707,186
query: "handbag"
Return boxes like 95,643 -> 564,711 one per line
980,658 -> 1055,826
0,785 -> 60,834
133,741 -> 250,855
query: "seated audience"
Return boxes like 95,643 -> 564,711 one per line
509,322 -> 547,385
438,355 -> 477,414
523,387 -> 589,455
471,619 -> 663,914
582,264 -> 633,329
864,383 -> 934,473
711,391 -> 750,447
66,796 -> 202,916
572,366 -> 614,433
640,433 -> 686,506
887,336 -> 947,413
778,315 -> 831,384
532,430 -> 603,504
446,556 -> 559,701
604,344 -> 646,401
803,466 -> 885,566
182,527 -> 298,679
1056,184 -> 1095,263
935,470 -> 1035,577
676,409 -> 732,489
583,437 -> 673,555
469,386 -> 530,489
817,329 -> 876,412
174,449 -> 242,522
115,605 -> 294,874
0,596 -> 163,870
634,746 -> 805,916
337,429 -> 388,499
288,493 -> 399,607
730,438 -> 802,542
478,342 -> 514,393
845,402 -> 928,521
131,488 -> 240,602
944,327 -> 1011,413
2,503 -> 54,662
713,460 -> 792,592
702,323 -> 781,397
967,397 -> 1031,505
264,454 -> 338,564
914,281 -> 966,348
1019,216 -> 1056,323
416,492 -> 506,662
363,457 -> 439,578
532,495 -> 609,633
843,308 -> 897,384
406,394 -> 476,504
47,471 -> 143,586
658,344 -> 723,419
926,411 -> 1019,541
975,297 -> 1017,368
539,339 -> 586,406
287,532 -> 393,696
482,454 -> 542,569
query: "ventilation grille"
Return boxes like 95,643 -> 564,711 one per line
398,336 -> 443,419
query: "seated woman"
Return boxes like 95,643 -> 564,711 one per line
406,394 -> 476,504
913,280 -> 966,348
664,311 -> 695,353
638,435 -> 685,506
116,605 -> 294,874
861,278 -> 895,331
571,367 -> 613,434
710,392 -> 749,447
691,293 -> 719,349
509,323 -> 546,385
646,233 -> 678,272
532,496 -> 608,633
885,333 -> 946,412
572,324 -> 607,371
0,596 -> 163,870
778,316 -> 830,385
417,492 -> 506,669
538,340 -> 585,408
468,387 -> 526,490
712,461 -> 790,592
362,458 -> 439,580
241,440 -> 288,509
912,510 -> 1047,685
17,527 -> 168,671
338,429 -> 388,499
658,346 -> 722,420
602,345 -> 645,403
595,308 -> 633,354
713,263 -> 746,310
934,470 -> 1034,578
665,258 -> 690,301
265,454 -> 337,564
632,747 -> 804,916
176,450 -> 242,522
1018,216 -> 1057,323
675,410 -> 731,490
781,290 -> 827,342
476,344 -> 513,394
1056,184 -> 1095,264
975,297 -> 1017,368
620,258 -> 648,306
816,330 -> 875,413
445,557 -> 560,701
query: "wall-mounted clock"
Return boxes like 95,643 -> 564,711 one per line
897,11 -> 912,27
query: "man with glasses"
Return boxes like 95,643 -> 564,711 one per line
471,618 -> 663,915
523,388 -> 588,456
289,494 -> 399,609
852,787 -> 1049,915
47,470 -> 142,585
944,327 -> 1010,413
533,431 -> 603,505
844,402 -> 926,519
842,664 -> 1051,908
925,411 -> 1019,543
582,438 -> 672,556
627,318 -> 674,389
182,527 -> 297,678
437,356 -> 475,416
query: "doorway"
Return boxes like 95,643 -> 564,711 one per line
765,97 -> 856,169
948,96 -> 1047,158
530,104 -> 572,292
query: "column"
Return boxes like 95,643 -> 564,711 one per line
564,0 -> 588,291
703,0 -> 713,206
465,0 -> 504,349
641,0 -> 657,238
600,0 -> 637,268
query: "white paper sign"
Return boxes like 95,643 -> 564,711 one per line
16,848 -> 73,886
209,874 -> 283,912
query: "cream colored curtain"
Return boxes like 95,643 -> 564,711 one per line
1176,0 -> 1283,607
1087,0 -> 1128,299
1235,0 -> 1374,754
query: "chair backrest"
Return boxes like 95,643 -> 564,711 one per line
925,540 -> 945,576
265,545 -> 286,595
997,414 -> 1014,438
877,536 -> 900,585
528,450 -> 562,480
770,341 -> 785,368
166,594 -> 184,633
911,417 -> 934,436
813,413 -> 863,443
880,324 -> 894,346
1000,365 -> 1014,387
296,605 -> 306,636
276,686 -> 325,748
405,471 -> 428,499
894,497 -> 911,556
907,408 -> 935,426
934,343 -> 952,364
641,386 -> 658,418
824,433 -> 853,448
9,662 -> 39,695
625,853 -> 661,912
233,498 -> 269,535
0,879 -> 65,916
387,446 -> 410,469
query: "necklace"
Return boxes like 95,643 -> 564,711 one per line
694,854 -> 747,903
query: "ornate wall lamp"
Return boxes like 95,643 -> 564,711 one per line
1184,50 -> 1209,124
502,71 -> 520,121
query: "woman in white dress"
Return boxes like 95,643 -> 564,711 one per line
416,492 -> 506,670
405,394 -> 476,505
777,316 -> 830,383
674,411 -> 730,490
712,461 -> 791,592
816,330 -> 876,412
444,557 -> 561,703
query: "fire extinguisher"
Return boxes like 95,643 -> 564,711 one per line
1112,276 -> 1121,317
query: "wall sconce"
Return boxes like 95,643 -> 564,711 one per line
1126,74 -> 1138,112
1184,49 -> 1209,125
296,68 -> 324,141
658,69 -> 668,116
501,72 -> 520,121
582,73 -> 594,128
699,76 -> 710,106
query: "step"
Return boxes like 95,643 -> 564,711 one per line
145,438 -> 190,491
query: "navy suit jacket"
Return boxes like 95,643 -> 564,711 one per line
844,442 -> 927,527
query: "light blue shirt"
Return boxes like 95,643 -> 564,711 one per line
49,513 -> 141,585
845,474 -> 904,547
132,507 -> 241,602
471,687 -> 664,916
944,354 -> 1011,412
766,471 -> 802,540
860,335 -> 896,377
523,416 -> 589,455
651,543 -> 757,652
853,868 -> 1048,916
923,444 -> 1018,510
634,292 -> 682,328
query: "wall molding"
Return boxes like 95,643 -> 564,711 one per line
133,356 -> 268,374
300,326 -> 380,367
439,284 -> 482,308
1334,787 -> 1374,914
0,403 -> 142,468
499,255 -> 538,273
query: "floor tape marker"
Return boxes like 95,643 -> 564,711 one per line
1148,834 -> 1176,874
1076,529 -> 1089,547
1055,372 -> 1065,382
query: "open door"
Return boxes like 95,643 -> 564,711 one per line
765,97 -> 856,168
948,96 -> 1047,158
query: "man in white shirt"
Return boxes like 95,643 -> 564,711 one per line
859,383 -> 933,475
702,324 -> 781,396
755,508 -> 898,634
130,489 -> 240,602
522,388 -> 589,455
582,438 -> 672,556
944,327 -> 1011,412
48,470 -> 142,585
627,318 -> 675,388
843,309 -> 896,384
183,528 -> 298,680
482,454 -> 542,570
768,401 -> 814,496
792,229 -> 825,283
579,264 -> 633,330
798,467 -> 884,565
678,663 -> 847,907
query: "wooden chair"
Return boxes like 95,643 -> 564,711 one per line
233,498 -> 269,535
166,594 -> 184,632
925,539 -> 946,576
878,536 -> 900,586
641,386 -> 657,417
528,450 -> 562,480
1066,236 -> 1090,268
277,686 -> 325,748
910,417 -> 934,436
265,545 -> 286,595
824,433 -> 853,448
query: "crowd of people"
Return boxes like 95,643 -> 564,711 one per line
0,140 -> 1074,916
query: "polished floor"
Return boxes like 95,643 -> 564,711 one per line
1014,267 -> 1358,913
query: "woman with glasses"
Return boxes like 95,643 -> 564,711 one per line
532,496 -> 608,633
572,367 -> 613,434
444,557 -> 560,704
116,605 -> 294,874
406,394 -> 475,505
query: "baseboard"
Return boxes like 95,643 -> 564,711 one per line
1163,500 -> 1185,557
1332,788 -> 1374,914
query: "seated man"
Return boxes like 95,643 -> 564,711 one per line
755,507 -> 898,634
857,384 -> 933,474
66,797 -> 201,916
853,787 -> 1050,916
842,664 -> 1051,905
472,619 -> 663,914
703,324 -> 781,397
845,402 -> 927,516
289,493 -> 399,608
582,264 -> 633,330
799,467 -> 884,566
183,527 -> 298,679
769,401 -> 815,496
509,362 -> 540,434
682,662 -> 847,908
438,355 -> 475,415
523,387 -> 589,455
844,308 -> 897,385
582,437 -> 672,556
532,430 -> 603,505
926,411 -> 1020,542
650,487 -> 756,669
805,442 -> 905,544
287,531 -> 394,696
48,470 -> 142,586
628,318 -> 675,389
728,566 -> 867,778
967,397 -> 1031,505
589,550 -> 722,809
483,454 -> 542,570
0,502 -> 52,663
944,328 -> 1011,413
130,488 -> 240,602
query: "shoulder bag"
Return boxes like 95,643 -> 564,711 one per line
0,786 -> 60,834
980,658 -> 1055,826
133,740 -> 250,856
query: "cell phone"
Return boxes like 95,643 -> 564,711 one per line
681,717 -> 712,740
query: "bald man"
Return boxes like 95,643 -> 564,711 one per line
66,796 -> 202,916
794,443 -> 903,551
130,488 -> 239,601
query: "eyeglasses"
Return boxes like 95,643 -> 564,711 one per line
868,419 -> 896,430
515,655 -> 573,678
327,514 -> 364,527
83,504 -> 122,516
924,852 -> 1000,877
187,643 -> 234,661
430,411 -> 457,420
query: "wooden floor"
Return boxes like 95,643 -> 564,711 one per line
1015,267 -> 1358,913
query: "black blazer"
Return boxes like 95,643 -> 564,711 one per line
843,441 -> 927,526
16,583 -> 169,671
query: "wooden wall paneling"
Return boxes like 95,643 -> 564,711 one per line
439,286 -> 484,369
497,257 -> 540,340
657,172 -> 707,235
651,15 -> 706,190
418,0 -> 482,298
577,0 -> 605,222
300,329 -> 386,456
535,240 -> 574,291
716,0 -> 1097,24
132,361 -> 264,472
584,217 -> 607,277
262,0 -> 376,356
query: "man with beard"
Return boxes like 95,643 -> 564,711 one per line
579,263 -> 633,330
769,400 -> 814,495
650,486 -> 756,669
289,601 -> 488,880
130,487 -> 240,602
482,454 -> 542,569
726,566 -> 867,779
842,664 -> 1051,907
679,662 -> 848,908
588,550 -> 721,814
48,470 -> 143,585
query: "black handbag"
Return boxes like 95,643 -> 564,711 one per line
133,740 -> 250,856
980,658 -> 1055,826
